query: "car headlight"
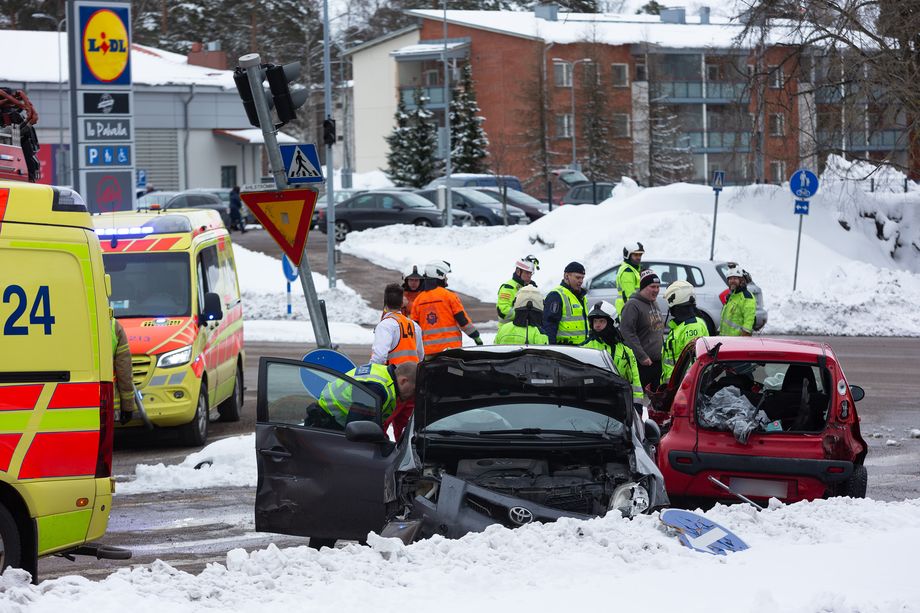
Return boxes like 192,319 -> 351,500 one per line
609,482 -> 650,518
157,345 -> 193,368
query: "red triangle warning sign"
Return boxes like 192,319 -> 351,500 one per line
240,188 -> 318,265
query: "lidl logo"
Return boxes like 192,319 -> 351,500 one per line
79,5 -> 131,87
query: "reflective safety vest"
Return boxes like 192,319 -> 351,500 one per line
661,317 -> 708,384
318,363 -> 396,427
381,311 -> 420,365
410,286 -> 475,355
496,279 -> 522,323
615,261 -> 641,316
495,322 -> 548,345
580,337 -> 644,401
548,285 -> 587,345
720,289 -> 756,336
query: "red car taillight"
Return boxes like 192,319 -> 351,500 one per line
96,382 -> 114,478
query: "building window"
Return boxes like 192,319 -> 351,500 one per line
770,160 -> 786,184
769,113 -> 785,136
635,62 -> 647,81
612,113 -> 631,138
221,165 -> 237,188
556,113 -> 573,138
769,65 -> 784,88
611,63 -> 629,87
553,62 -> 572,87
706,64 -> 720,81
584,62 -> 600,85
424,69 -> 440,86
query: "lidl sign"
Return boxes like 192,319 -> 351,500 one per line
79,5 -> 131,87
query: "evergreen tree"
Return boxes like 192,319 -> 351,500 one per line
449,64 -> 489,174
648,104 -> 694,185
388,88 -> 442,188
385,96 -> 414,186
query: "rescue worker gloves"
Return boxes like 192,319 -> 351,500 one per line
664,280 -> 695,307
622,242 -> 645,259
515,255 -> 541,273
424,260 -> 452,281
513,286 -> 544,311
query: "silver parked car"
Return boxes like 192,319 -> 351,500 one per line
585,259 -> 768,334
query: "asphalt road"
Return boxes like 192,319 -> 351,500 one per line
37,334 -> 920,581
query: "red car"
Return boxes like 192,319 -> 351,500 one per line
650,336 -> 868,507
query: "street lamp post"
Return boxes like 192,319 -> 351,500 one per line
442,0 -> 453,225
553,57 -> 591,170
32,13 -> 67,185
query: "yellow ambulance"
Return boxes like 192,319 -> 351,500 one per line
92,208 -> 244,446
0,180 -> 125,575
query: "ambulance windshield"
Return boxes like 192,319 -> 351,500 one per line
104,253 -> 191,318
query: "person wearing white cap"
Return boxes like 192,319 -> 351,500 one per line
495,286 -> 548,345
720,265 -> 756,336
496,255 -> 540,323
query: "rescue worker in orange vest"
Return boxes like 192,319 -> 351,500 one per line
410,260 -> 483,354
371,283 -> 424,366
401,264 -> 424,316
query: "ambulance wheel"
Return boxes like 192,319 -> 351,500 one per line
181,388 -> 209,447
0,503 -> 22,571
218,363 -> 243,422
842,464 -> 868,498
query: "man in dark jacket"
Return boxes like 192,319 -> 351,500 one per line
542,261 -> 588,345
229,186 -> 246,233
619,269 -> 665,390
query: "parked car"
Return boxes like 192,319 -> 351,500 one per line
312,188 -> 367,229
318,190 -> 472,241
546,168 -> 590,205
586,259 -> 768,334
561,181 -> 617,205
136,190 -> 230,228
425,173 -> 524,192
475,187 -> 550,221
416,187 -> 528,226
190,187 -> 254,224
253,345 -> 667,547
651,336 -> 867,507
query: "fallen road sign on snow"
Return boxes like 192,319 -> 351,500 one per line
660,509 -> 749,555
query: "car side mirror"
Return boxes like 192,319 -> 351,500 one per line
201,292 -> 223,323
345,420 -> 388,443
849,385 -> 865,402
644,419 -> 661,445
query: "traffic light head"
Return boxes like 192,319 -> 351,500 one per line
267,62 -> 308,126
323,118 -> 336,146
233,65 -> 274,128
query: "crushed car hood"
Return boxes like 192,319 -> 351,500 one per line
416,346 -> 633,430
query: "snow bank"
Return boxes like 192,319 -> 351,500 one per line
3,497 -> 919,612
341,176 -> 920,336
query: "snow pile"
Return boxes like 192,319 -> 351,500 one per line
332,168 -> 394,190
117,435 -> 256,495
341,176 -> 920,336
3,497 -> 920,611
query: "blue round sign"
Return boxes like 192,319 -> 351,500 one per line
789,169 -> 819,199
282,255 -> 299,282
299,349 -> 356,397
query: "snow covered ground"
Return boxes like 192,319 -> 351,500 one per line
341,166 -> 920,336
3,495 -> 918,611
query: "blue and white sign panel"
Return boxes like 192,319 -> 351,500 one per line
282,254 -> 299,282
711,170 -> 725,192
794,200 -> 810,215
136,168 -> 147,188
789,169 -> 819,199
280,143 -> 324,184
660,509 -> 749,555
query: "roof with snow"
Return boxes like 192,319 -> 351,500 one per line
0,30 -> 236,89
391,39 -> 470,61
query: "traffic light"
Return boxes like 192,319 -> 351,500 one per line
233,66 -> 272,128
267,62 -> 308,126
323,118 -> 336,146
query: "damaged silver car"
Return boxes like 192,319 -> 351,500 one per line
254,346 -> 668,548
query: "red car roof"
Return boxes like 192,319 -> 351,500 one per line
693,336 -> 836,362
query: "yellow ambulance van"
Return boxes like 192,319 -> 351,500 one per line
0,181 -> 125,576
92,208 -> 244,446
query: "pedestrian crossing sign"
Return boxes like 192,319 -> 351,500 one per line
280,143 -> 324,184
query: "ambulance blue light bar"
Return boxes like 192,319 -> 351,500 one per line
95,226 -> 156,238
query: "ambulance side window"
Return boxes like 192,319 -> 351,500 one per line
196,246 -> 221,308
221,249 -> 240,305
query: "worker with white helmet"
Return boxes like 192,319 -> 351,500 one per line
580,301 -> 644,402
496,255 -> 540,323
719,265 -> 756,336
409,259 -> 483,354
615,241 -> 645,317
495,286 -> 548,345
661,281 -> 709,384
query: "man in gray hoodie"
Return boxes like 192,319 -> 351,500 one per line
619,269 -> 665,390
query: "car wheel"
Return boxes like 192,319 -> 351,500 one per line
0,503 -> 21,571
473,217 -> 491,226
308,538 -> 336,550
413,218 -> 433,227
180,386 -> 209,447
841,464 -> 868,498
218,363 -> 243,422
334,221 -> 350,242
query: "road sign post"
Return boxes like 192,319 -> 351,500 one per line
789,170 -> 819,292
709,170 -> 725,260
239,52 -> 331,348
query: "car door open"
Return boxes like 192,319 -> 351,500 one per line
254,357 -> 399,542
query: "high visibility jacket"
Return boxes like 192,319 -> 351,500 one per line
661,317 -> 708,383
581,337 -> 644,401
410,286 -> 477,354
112,319 -> 135,413
495,322 -> 549,345
615,261 -> 641,316
496,278 -> 522,323
720,288 -> 756,336
319,363 -> 396,427
547,284 -> 587,345
380,311 -> 421,365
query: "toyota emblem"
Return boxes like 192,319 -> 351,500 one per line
508,506 -> 534,526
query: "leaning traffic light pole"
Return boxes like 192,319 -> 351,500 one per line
236,53 -> 332,348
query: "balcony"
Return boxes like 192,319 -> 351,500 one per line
685,131 -> 751,152
652,81 -> 750,104
401,86 -> 448,109
815,130 -> 907,151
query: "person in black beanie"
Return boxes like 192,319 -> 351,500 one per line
543,261 -> 588,344
619,269 -> 665,390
